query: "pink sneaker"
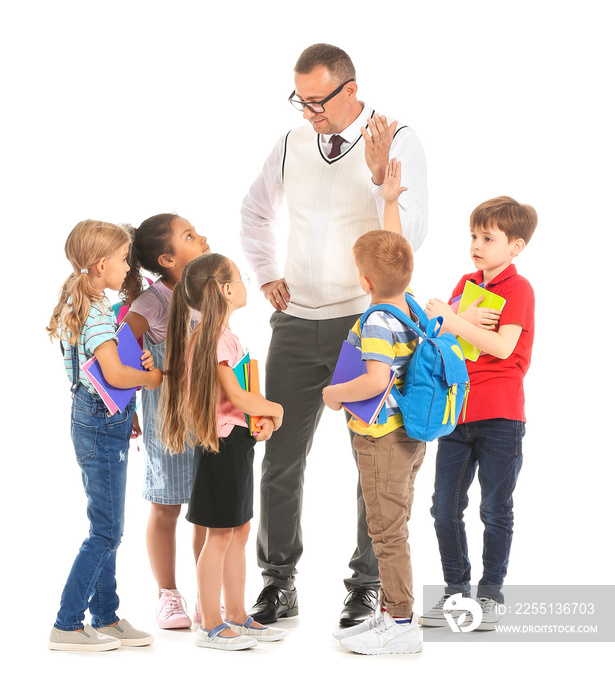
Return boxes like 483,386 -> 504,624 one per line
194,596 -> 226,625
156,589 -> 192,629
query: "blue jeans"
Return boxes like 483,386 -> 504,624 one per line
54,385 -> 135,631
430,419 -> 525,604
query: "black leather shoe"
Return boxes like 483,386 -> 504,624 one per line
248,585 -> 299,624
339,587 -> 379,627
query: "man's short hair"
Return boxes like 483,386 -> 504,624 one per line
470,196 -> 537,244
353,230 -> 414,296
294,43 -> 356,83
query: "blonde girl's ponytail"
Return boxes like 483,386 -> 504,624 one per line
160,254 -> 234,454
47,220 -> 132,344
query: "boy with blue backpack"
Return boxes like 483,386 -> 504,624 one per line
421,196 -> 537,630
323,161 -> 469,654
323,227 -> 425,655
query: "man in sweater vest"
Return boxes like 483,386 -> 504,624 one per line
240,43 -> 428,627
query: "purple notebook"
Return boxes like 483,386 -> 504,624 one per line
331,340 -> 395,426
81,322 -> 143,414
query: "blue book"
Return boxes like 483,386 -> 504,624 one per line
232,351 -> 251,427
331,341 -> 395,426
232,351 -> 250,389
81,322 -> 144,414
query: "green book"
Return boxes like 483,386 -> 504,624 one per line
456,281 -> 506,361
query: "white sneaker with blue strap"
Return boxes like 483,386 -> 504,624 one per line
195,622 -> 257,650
225,615 -> 289,641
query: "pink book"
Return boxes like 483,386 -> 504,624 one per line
81,356 -> 120,414
80,323 -> 144,414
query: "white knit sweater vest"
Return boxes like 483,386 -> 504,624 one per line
282,121 -> 380,320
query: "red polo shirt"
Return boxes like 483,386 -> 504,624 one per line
449,264 -> 535,423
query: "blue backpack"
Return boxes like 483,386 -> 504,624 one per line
359,292 -> 470,442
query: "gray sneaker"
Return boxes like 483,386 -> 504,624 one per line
419,594 -> 465,627
475,597 -> 501,631
49,625 -> 121,652
95,619 -> 154,647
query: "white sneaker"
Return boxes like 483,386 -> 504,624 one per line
475,597 -> 501,631
419,594 -> 465,627
156,589 -> 192,629
48,624 -> 121,652
333,607 -> 384,640
340,612 -> 422,655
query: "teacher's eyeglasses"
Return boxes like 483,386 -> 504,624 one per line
288,79 -> 355,114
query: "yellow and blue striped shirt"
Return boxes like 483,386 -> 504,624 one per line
346,308 -> 418,437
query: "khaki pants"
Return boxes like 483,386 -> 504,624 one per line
353,427 -> 425,617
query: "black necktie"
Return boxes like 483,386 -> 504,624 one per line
329,134 -> 345,159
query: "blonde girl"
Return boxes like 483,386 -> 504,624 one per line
47,220 -> 162,652
121,213 -> 210,628
161,253 -> 287,650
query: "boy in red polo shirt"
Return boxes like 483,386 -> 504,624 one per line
421,196 -> 537,630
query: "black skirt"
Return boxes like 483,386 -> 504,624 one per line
186,426 -> 255,528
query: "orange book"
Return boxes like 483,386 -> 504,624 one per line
248,359 -> 261,434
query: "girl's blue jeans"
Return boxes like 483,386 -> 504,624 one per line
430,418 -> 525,604
54,385 -> 135,631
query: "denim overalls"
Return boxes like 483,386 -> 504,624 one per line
141,284 -> 195,505
54,342 -> 135,631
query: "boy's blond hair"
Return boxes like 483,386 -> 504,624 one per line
470,196 -> 537,244
353,230 -> 414,296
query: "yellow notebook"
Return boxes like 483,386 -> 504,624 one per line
456,281 -> 506,361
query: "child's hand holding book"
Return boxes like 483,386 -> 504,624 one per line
459,297 -> 501,330
322,384 -> 343,412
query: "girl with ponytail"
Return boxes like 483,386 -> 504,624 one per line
161,254 -> 287,650
47,220 -> 162,652
120,214 -> 210,629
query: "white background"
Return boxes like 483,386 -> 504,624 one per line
2,0 -> 613,696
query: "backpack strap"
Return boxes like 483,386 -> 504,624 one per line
360,292 -> 443,341
358,293 -> 440,417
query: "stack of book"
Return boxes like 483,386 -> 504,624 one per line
81,322 -> 143,414
232,351 -> 261,434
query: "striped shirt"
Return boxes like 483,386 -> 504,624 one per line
346,307 -> 418,437
63,300 -> 117,393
